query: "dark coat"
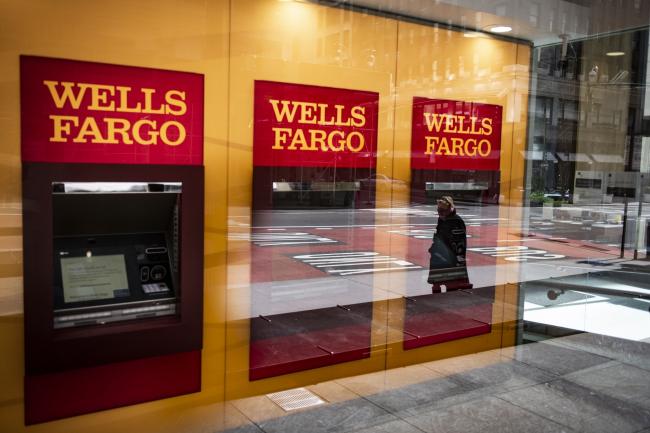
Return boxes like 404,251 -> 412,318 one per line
428,211 -> 467,270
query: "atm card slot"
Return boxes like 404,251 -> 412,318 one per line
145,247 -> 168,255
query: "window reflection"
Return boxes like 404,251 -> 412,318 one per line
249,81 -> 381,379
249,166 -> 377,379
523,28 -> 650,343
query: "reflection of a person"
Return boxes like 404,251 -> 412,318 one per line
427,195 -> 471,293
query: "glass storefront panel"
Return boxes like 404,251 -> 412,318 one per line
225,0 -> 531,395
522,27 -> 650,343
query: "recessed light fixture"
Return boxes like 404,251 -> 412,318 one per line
606,51 -> 625,56
486,25 -> 512,33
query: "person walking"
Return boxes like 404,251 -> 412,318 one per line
427,195 -> 471,292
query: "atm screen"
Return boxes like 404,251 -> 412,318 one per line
60,254 -> 130,304
53,235 -> 179,329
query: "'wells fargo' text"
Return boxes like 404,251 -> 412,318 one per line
269,99 -> 367,153
423,113 -> 493,157
45,81 -> 187,146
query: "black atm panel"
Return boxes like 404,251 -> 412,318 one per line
53,233 -> 178,329
23,162 -> 203,379
51,182 -> 182,329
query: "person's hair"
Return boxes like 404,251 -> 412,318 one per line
437,195 -> 454,209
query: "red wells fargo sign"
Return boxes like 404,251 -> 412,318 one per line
411,97 -> 502,171
253,81 -> 378,168
20,56 -> 203,166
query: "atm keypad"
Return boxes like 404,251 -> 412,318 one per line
142,282 -> 170,294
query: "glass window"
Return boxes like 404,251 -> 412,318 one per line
523,28 -> 650,343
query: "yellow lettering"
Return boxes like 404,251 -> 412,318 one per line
132,119 -> 158,145
450,137 -> 464,156
165,90 -> 187,116
141,88 -> 165,114
334,105 -> 351,126
288,128 -> 307,150
298,102 -> 318,124
49,115 -> 79,142
422,135 -> 492,157
72,117 -> 107,143
423,113 -> 445,132
307,130 -> 325,151
327,130 -> 345,151
272,127 -> 291,149
43,81 -> 88,110
477,139 -> 491,157
105,117 -> 134,144
436,136 -> 451,155
464,138 -> 477,156
269,99 -> 299,122
116,86 -> 142,113
470,117 -> 482,134
47,115 -> 192,147
268,128 -> 369,153
160,121 -> 185,146
350,106 -> 366,127
318,104 -> 336,125
86,84 -> 116,111
443,115 -> 457,133
456,116 -> 471,134
424,136 -> 438,155
346,131 -> 365,152
481,118 -> 493,135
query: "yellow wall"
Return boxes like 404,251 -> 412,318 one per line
0,0 -> 530,431
0,1 -> 230,432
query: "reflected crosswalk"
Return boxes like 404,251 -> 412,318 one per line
229,232 -> 339,246
293,252 -> 422,276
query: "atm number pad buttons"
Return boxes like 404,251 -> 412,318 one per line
142,282 -> 170,294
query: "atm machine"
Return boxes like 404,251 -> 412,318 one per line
22,165 -> 204,423
20,56 -> 204,424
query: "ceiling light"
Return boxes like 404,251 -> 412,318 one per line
606,51 -> 625,57
486,25 -> 512,33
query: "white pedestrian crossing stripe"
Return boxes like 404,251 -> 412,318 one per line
229,232 -> 339,247
388,229 -> 472,239
468,246 -> 565,261
388,229 -> 435,239
293,251 -> 422,275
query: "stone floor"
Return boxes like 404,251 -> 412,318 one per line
221,333 -> 650,433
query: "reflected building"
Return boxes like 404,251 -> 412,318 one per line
531,29 -> 650,204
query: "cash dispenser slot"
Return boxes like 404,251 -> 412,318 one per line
271,181 -> 360,208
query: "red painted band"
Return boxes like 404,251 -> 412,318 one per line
25,350 -> 201,425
